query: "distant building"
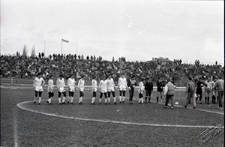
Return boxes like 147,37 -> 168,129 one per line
151,57 -> 170,65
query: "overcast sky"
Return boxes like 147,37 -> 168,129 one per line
1,0 -> 224,65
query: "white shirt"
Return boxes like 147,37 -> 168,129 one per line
67,78 -> 76,87
92,79 -> 98,91
78,78 -> 85,91
107,78 -> 115,88
99,80 -> 108,90
67,78 -> 76,91
48,79 -> 54,92
57,78 -> 65,89
118,77 -> 127,87
33,77 -> 45,87
139,81 -> 145,93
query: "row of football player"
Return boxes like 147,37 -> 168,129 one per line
33,73 -> 165,105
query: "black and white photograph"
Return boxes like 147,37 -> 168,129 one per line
1,0 -> 224,146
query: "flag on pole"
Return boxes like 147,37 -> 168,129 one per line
62,39 -> 69,43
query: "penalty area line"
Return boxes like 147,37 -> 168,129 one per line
17,101 -> 224,129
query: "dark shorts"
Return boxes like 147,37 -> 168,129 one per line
108,91 -> 115,97
139,93 -> 143,98
58,91 -> 66,97
119,91 -> 126,96
69,91 -> 74,97
93,92 -> 97,97
157,87 -> 163,92
48,92 -> 54,98
146,90 -> 152,96
35,91 -> 42,97
80,91 -> 84,97
196,88 -> 202,95
100,92 -> 107,98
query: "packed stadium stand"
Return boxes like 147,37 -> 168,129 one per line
0,53 -> 224,87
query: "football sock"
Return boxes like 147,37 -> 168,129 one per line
119,96 -> 122,102
58,98 -> 61,103
122,97 -> 125,101
108,98 -> 110,103
34,97 -> 37,102
92,97 -> 95,103
105,98 -> 107,103
114,97 -> 116,103
99,98 -> 102,103
38,97 -> 42,103
141,98 -> 144,103
49,98 -> 52,103
47,98 -> 51,103
71,97 -> 74,103
79,97 -> 83,103
67,97 -> 70,102
62,97 -> 66,103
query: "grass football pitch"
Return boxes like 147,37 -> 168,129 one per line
1,85 -> 224,147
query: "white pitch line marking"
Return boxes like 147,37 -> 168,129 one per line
17,101 -> 224,129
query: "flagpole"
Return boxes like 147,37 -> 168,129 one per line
44,41 -> 45,55
61,40 -> 62,54
76,43 -> 78,55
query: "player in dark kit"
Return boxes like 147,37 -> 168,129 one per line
127,75 -> 136,104
196,77 -> 205,104
145,77 -> 153,103
156,77 -> 164,103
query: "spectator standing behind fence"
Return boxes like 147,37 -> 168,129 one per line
127,75 -> 136,104
33,73 -> 45,104
184,77 -> 196,109
47,75 -> 54,105
214,76 -> 224,110
164,78 -> 175,110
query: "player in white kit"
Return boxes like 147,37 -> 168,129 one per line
33,73 -> 45,104
57,74 -> 66,104
107,74 -> 116,104
67,75 -> 76,104
78,75 -> 85,105
91,75 -> 98,105
118,73 -> 127,104
99,75 -> 108,105
47,75 -> 54,104
138,77 -> 145,104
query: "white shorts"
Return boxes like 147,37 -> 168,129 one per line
100,88 -> 107,93
92,88 -> 97,92
59,87 -> 66,92
48,87 -> 54,92
69,86 -> 75,92
35,86 -> 43,92
119,86 -> 126,91
108,87 -> 115,92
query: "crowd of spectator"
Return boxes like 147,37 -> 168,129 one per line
0,53 -> 224,86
